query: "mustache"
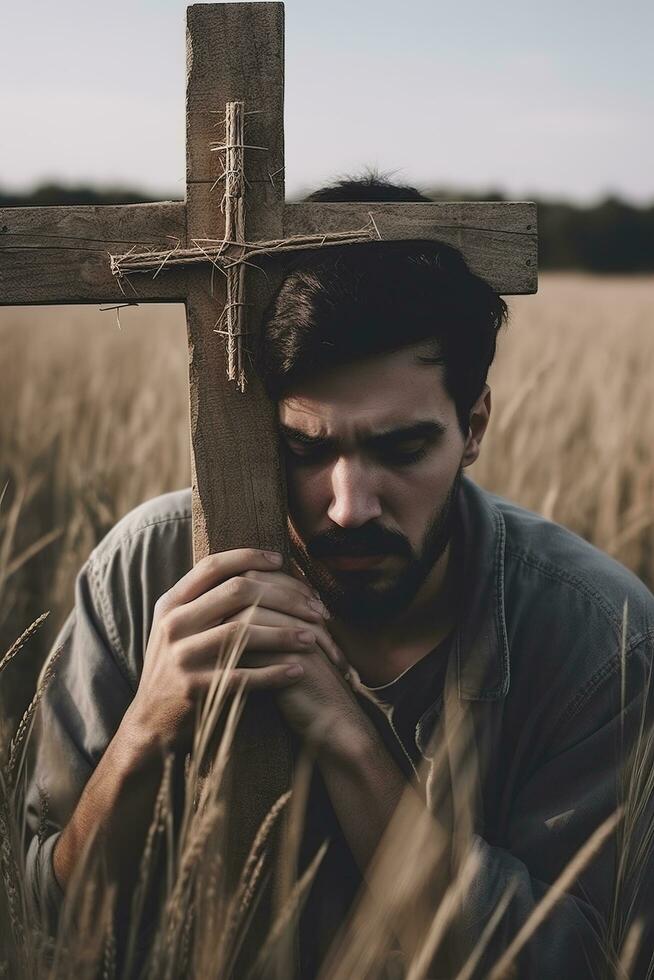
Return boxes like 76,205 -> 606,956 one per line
308,525 -> 411,559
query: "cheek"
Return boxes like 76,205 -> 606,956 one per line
391,449 -> 463,524
286,465 -> 326,524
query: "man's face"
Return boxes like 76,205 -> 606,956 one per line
278,341 -> 486,626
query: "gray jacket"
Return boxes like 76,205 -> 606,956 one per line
26,476 -> 654,977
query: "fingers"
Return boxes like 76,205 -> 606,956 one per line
194,662 -> 304,694
225,609 -> 344,672
237,663 -> 304,689
242,568 -> 316,601
181,615 -> 347,673
171,576 -> 329,637
157,549 -> 284,611
180,621 -> 318,666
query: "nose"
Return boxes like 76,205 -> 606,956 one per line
327,455 -> 383,528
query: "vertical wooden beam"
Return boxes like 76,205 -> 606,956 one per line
185,0 -> 287,561
184,4 -> 295,971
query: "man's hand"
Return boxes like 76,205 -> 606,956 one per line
244,641 -> 375,756
54,546 -> 347,892
206,562 -> 373,756
125,548 -> 346,751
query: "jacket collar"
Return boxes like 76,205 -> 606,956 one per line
454,476 -> 511,701
413,476 -> 512,759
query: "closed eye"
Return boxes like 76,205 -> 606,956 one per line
284,441 -> 429,466
377,440 -> 427,466
284,443 -> 332,464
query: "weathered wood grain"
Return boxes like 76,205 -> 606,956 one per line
185,2 -> 287,560
0,203 -> 187,305
186,2 -> 285,244
184,6 -> 294,970
285,201 -> 538,294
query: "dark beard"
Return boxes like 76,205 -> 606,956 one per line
288,468 -> 462,627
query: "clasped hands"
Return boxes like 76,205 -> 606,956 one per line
129,548 -> 373,758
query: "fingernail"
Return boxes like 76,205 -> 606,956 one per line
286,664 -> 303,677
308,597 -> 330,618
264,551 -> 282,564
298,630 -> 315,645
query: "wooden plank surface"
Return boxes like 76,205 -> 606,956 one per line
184,5 -> 294,971
0,203 -> 187,305
186,2 -> 285,243
285,201 -> 538,294
185,2 -> 287,561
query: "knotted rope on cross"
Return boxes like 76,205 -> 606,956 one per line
110,101 -> 380,391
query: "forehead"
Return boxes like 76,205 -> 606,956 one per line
278,343 -> 453,435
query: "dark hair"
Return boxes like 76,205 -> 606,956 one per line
304,171 -> 431,203
259,176 -> 508,435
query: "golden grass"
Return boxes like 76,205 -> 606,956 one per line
0,272 -> 653,976
475,274 -> 654,588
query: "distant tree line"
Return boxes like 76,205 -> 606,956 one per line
424,186 -> 654,273
2,182 -> 653,273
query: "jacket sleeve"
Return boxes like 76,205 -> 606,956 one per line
24,499 -> 193,934
447,633 -> 654,980
24,554 -> 137,933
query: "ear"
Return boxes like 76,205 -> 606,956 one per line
462,385 -> 491,468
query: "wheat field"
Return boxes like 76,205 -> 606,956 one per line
1,272 -> 654,978
1,272 -> 653,720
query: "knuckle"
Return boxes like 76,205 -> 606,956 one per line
199,553 -> 218,573
226,617 -> 248,642
170,639 -> 190,669
179,674 -> 198,703
226,667 -> 246,691
225,576 -> 247,600
159,608 -> 183,642
223,620 -> 246,645
154,592 -> 172,618
236,575 -> 255,596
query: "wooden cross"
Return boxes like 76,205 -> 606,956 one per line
0,0 -> 537,961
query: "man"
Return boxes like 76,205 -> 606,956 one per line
26,177 -> 654,978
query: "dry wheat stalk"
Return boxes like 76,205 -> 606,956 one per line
121,753 -> 175,980
0,612 -> 49,675
244,839 -> 329,980
404,849 -> 483,980
453,881 -> 519,980
0,789 -> 27,957
6,639 -> 63,789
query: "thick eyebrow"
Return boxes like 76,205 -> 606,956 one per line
279,420 -> 447,449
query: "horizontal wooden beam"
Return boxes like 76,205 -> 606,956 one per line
284,201 -> 537,294
0,202 -> 188,305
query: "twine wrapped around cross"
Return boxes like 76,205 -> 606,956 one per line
110,101 -> 380,390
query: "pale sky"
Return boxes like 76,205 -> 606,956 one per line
2,0 -> 652,204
